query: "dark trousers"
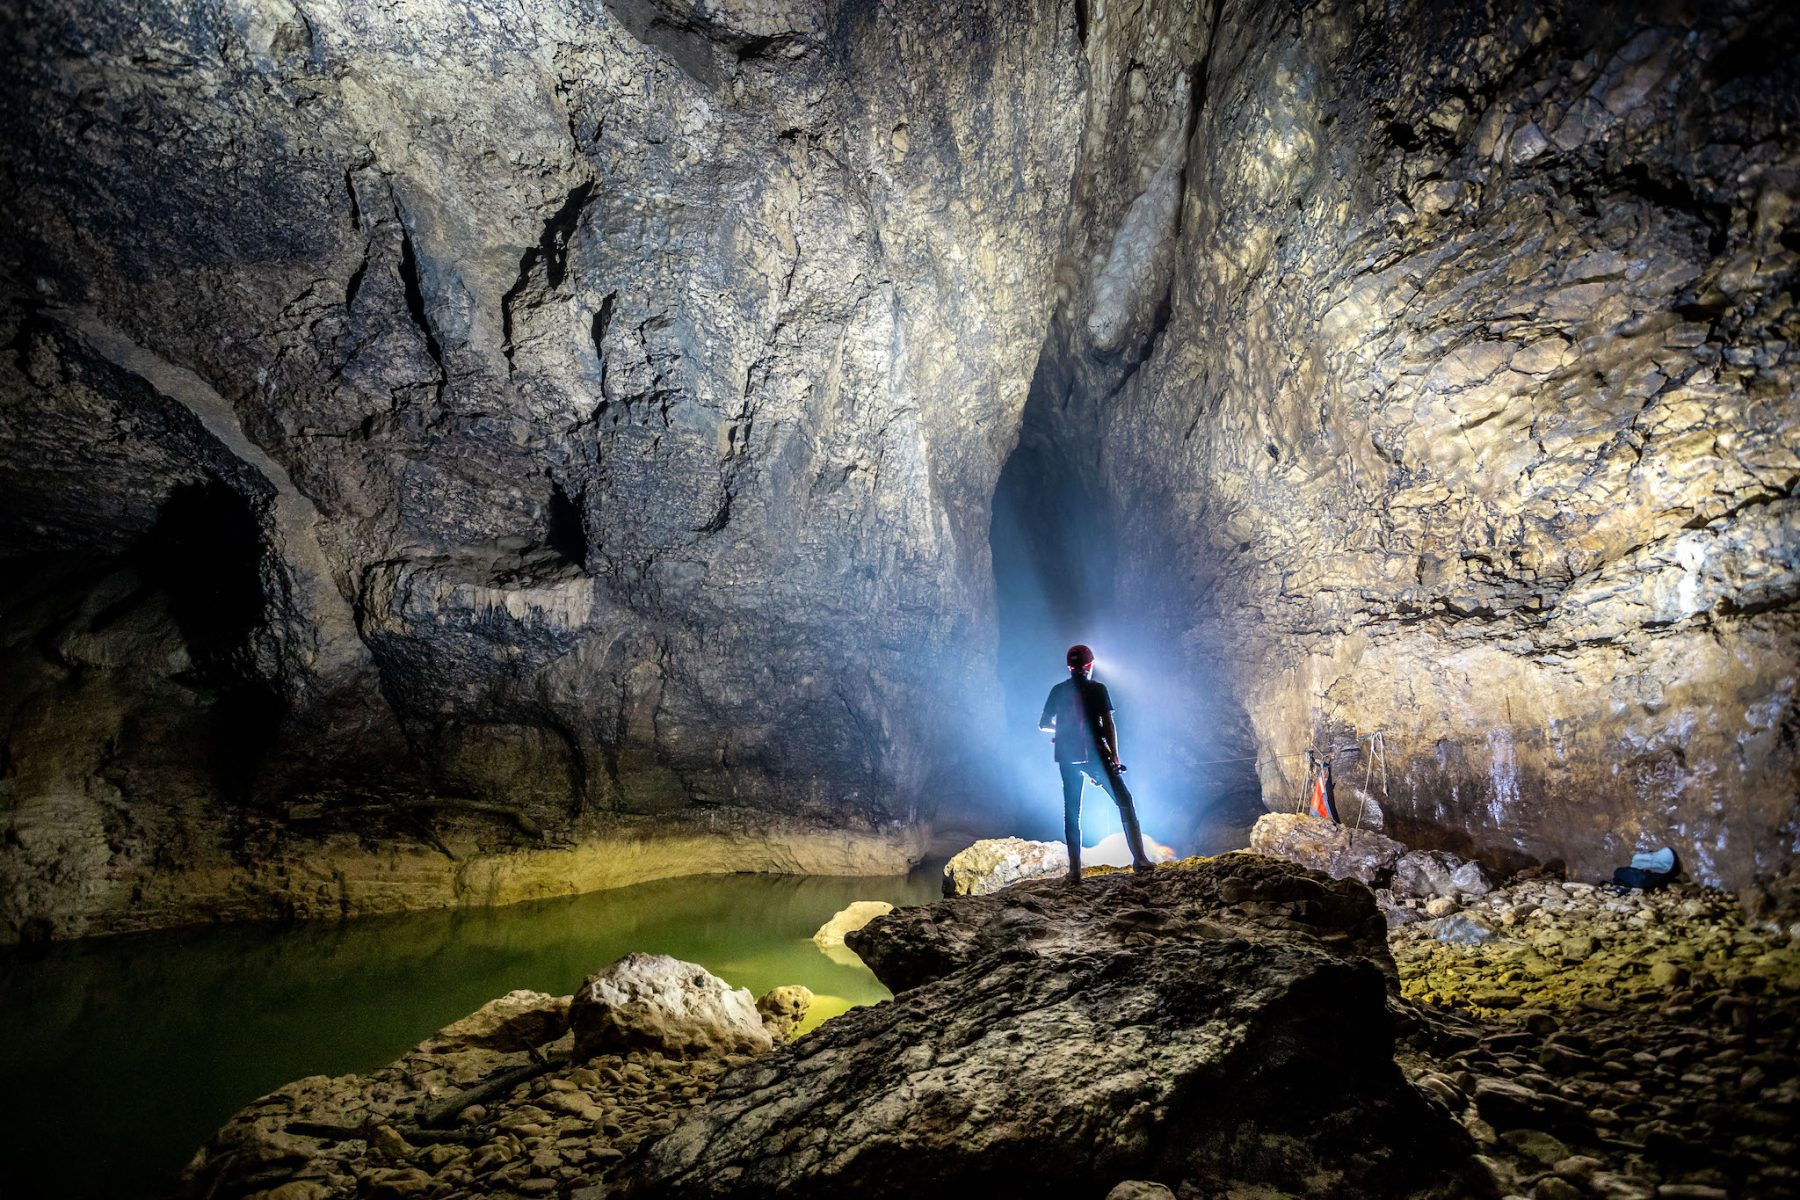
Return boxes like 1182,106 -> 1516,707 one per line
1059,759 -> 1150,871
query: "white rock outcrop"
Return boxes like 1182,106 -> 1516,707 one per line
942,838 -> 1069,896
1085,831 -> 1179,868
570,953 -> 772,1061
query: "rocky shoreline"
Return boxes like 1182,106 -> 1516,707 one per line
1387,876 -> 1800,1200
182,848 -> 1798,1200
4,810 -> 925,946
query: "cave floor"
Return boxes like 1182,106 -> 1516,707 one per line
1390,879 -> 1800,1200
179,870 -> 1800,1200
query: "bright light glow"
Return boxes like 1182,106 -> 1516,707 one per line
1084,830 -> 1177,867
987,428 -> 1264,857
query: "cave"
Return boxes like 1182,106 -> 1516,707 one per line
1,0 -> 1796,1198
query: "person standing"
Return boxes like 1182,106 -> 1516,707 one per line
1038,644 -> 1153,883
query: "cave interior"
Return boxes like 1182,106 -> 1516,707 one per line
0,0 -> 1797,1197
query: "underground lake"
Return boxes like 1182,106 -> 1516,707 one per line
0,866 -> 943,1199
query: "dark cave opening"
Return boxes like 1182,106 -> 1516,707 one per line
990,358 -> 1263,855
546,478 -> 590,568
132,480 -> 285,803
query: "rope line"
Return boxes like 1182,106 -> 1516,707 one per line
1188,728 -> 1388,772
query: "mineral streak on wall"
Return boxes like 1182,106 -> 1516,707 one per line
0,0 -> 1795,941
1050,0 -> 1799,889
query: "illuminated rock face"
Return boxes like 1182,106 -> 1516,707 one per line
0,0 -> 1081,936
1043,2 -> 1800,889
1,0 -> 1795,939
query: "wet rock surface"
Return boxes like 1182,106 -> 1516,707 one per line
1390,876 -> 1800,1200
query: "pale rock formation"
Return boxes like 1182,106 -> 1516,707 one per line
1085,830 -> 1179,867
571,954 -> 772,1061
1451,860 -> 1494,898
809,900 -> 892,948
941,837 -> 1070,896
1430,912 -> 1503,946
1395,850 -> 1466,899
754,985 -> 814,1042
1248,812 -> 1406,884
1105,1185 -> 1176,1200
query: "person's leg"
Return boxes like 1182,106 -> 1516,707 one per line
1096,763 -> 1153,871
1059,761 -> 1085,881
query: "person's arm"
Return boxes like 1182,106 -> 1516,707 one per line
1097,711 -> 1120,764
1038,693 -> 1056,733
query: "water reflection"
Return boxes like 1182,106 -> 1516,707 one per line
0,866 -> 942,1199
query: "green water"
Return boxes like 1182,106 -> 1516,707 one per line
0,867 -> 942,1199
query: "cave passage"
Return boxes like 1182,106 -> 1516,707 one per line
133,480 -> 285,803
989,363 -> 1262,854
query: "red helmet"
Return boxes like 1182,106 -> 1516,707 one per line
1066,644 -> 1095,669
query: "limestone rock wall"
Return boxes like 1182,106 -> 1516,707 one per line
1052,0 -> 1799,888
3,0 -> 1795,937
0,0 -> 1084,937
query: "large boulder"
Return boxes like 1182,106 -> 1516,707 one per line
942,837 -> 1069,896
1451,860 -> 1494,898
811,901 -> 894,948
1392,850 -> 1495,900
570,954 -> 772,1061
1393,850 -> 1461,899
611,856 -> 1466,1199
1248,813 -> 1405,885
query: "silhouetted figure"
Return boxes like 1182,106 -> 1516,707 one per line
1038,644 -> 1153,883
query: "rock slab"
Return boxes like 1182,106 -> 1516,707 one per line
941,837 -> 1069,896
427,989 -> 569,1052
612,855 -> 1466,1199
570,954 -> 771,1061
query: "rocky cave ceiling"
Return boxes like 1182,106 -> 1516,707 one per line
0,0 -> 1794,939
